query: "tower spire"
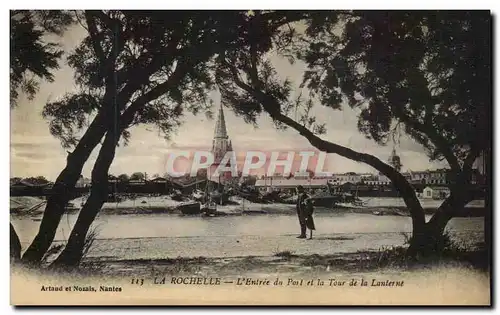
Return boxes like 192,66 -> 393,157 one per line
210,103 -> 233,183
214,103 -> 228,139
389,147 -> 402,172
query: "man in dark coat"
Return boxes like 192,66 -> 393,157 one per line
296,185 -> 314,239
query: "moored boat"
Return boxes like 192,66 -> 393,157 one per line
201,201 -> 217,216
178,202 -> 201,215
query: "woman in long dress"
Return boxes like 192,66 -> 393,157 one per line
304,198 -> 316,239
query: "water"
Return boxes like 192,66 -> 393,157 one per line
11,210 -> 484,261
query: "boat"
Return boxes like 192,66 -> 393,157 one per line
308,185 -> 345,207
192,189 -> 204,201
171,194 -> 184,202
178,202 -> 201,215
201,201 -> 217,216
308,183 -> 365,208
209,190 -> 229,205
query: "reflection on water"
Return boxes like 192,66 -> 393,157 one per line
11,212 -> 484,260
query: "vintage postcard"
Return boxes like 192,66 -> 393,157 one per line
10,10 -> 491,305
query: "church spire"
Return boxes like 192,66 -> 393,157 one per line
211,103 -> 232,166
389,147 -> 402,172
214,103 -> 228,139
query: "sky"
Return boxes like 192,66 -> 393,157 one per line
10,23 -> 449,181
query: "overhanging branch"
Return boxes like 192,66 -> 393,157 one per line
396,110 -> 461,173
221,60 -> 426,229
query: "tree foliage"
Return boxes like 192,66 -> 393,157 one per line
41,11 -> 283,149
26,11 -> 280,265
129,172 -> 145,181
10,10 -> 74,107
22,176 -> 50,185
217,10 -> 490,177
300,11 -> 490,171
117,174 -> 129,182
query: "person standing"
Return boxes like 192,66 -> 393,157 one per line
304,198 -> 316,239
295,185 -> 308,238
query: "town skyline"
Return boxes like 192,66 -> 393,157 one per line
10,23 -> 451,181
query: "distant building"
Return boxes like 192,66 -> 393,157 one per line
128,179 -> 146,186
430,169 -> 448,184
254,178 -> 329,193
422,186 -> 451,199
328,172 -> 362,185
292,172 -> 310,180
76,175 -> 91,188
361,174 -> 392,186
108,175 -> 119,184
408,169 -> 449,185
149,177 -> 168,184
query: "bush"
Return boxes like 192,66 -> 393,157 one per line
273,250 -> 295,259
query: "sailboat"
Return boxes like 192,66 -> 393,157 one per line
201,200 -> 217,216
201,168 -> 218,216
178,174 -> 205,215
308,182 -> 344,208
178,201 -> 202,215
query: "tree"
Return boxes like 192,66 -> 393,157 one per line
10,177 -> 23,185
129,172 -> 145,181
10,10 -> 74,265
216,10 -> 491,256
20,10 -> 214,265
117,174 -> 129,182
196,168 -> 208,180
10,10 -> 74,107
40,11 -> 270,268
23,176 -> 50,185
241,175 -> 257,186
10,224 -> 22,262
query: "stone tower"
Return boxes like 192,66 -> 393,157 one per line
388,148 -> 402,172
210,104 -> 233,182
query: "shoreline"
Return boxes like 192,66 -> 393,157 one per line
11,203 -> 487,218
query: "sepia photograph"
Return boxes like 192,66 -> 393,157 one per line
9,8 -> 492,306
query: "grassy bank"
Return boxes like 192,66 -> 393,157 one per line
67,245 -> 488,280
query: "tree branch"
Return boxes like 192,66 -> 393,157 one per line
84,11 -> 106,67
222,60 -> 426,230
395,109 -> 461,173
84,10 -> 125,92
119,61 -> 190,129
116,23 -> 184,88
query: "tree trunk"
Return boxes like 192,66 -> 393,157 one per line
483,149 -> 491,267
50,186 -> 109,268
45,57 -> 190,268
408,210 -> 452,257
21,109 -> 111,265
10,223 -> 22,262
52,118 -> 121,268
407,191 -> 471,257
19,23 -> 188,265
